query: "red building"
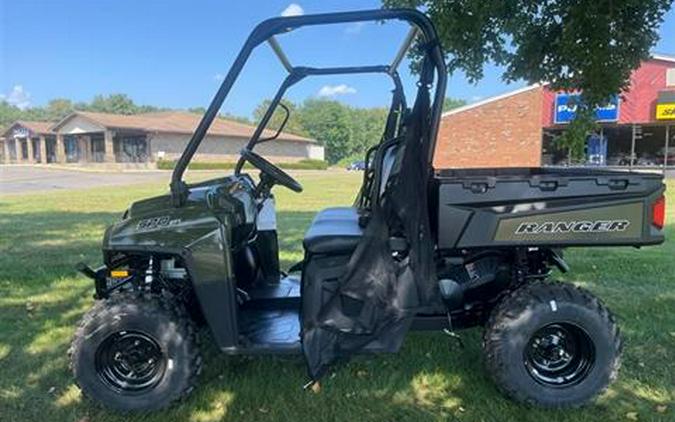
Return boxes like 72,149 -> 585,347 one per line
435,55 -> 675,170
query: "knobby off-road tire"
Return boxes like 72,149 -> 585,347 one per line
483,281 -> 622,408
69,292 -> 202,412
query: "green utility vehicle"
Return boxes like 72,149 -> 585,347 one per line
70,9 -> 667,412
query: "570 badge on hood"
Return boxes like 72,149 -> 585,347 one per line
136,216 -> 181,231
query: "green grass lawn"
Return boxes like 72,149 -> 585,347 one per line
0,172 -> 673,422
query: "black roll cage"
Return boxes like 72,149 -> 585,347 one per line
170,8 -> 447,206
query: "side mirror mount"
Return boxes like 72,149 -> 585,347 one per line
257,102 -> 290,144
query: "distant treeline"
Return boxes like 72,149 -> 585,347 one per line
0,94 -> 465,164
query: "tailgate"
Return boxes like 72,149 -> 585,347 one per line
434,168 -> 666,249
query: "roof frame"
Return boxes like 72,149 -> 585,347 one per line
170,9 -> 447,205
264,24 -> 421,77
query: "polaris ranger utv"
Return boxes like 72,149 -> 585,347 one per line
70,9 -> 667,412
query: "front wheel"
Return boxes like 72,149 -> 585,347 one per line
483,281 -> 622,408
69,292 -> 202,412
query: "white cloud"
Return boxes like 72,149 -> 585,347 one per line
470,95 -> 483,102
345,22 -> 366,35
280,3 -> 303,17
1,85 -> 31,109
214,73 -> 225,81
317,84 -> 357,97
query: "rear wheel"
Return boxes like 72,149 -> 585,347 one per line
483,281 -> 622,407
69,292 -> 201,412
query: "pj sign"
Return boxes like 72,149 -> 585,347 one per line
655,103 -> 675,120
554,93 -> 620,124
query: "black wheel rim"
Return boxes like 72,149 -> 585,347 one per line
95,331 -> 166,394
524,322 -> 595,387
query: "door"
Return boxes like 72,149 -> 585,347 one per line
20,139 -> 28,160
64,136 -> 80,162
31,138 -> 41,163
90,135 -> 105,162
45,137 -> 56,163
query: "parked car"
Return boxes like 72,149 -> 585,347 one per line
655,147 -> 675,166
607,153 -> 657,167
346,160 -> 366,171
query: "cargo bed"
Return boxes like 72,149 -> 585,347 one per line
433,167 -> 666,250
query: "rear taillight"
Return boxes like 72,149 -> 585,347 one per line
652,195 -> 666,230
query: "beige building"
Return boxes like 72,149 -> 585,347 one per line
1,111 -> 323,166
1,121 -> 58,164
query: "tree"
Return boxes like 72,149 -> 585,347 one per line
0,101 -> 24,128
348,107 -> 389,155
0,94 -> 163,131
44,99 -> 75,121
384,0 -> 672,103
443,97 -> 467,112
297,98 -> 353,164
383,0 -> 672,158
86,93 -> 161,114
88,94 -> 136,114
253,98 -> 306,136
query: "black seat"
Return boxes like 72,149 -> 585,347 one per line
303,141 -> 401,256
303,207 -> 362,254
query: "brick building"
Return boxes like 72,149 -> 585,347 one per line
1,111 -> 323,166
434,55 -> 675,170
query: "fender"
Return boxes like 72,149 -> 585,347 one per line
100,202 -> 240,349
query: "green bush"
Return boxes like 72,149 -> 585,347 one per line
156,159 -> 328,171
281,159 -> 329,170
156,159 -> 177,170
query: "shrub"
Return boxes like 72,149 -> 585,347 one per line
155,159 -> 328,171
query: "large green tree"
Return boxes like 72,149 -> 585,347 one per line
384,0 -> 672,103
298,98 -> 354,164
86,94 -> 162,114
0,101 -> 25,128
348,107 -> 389,155
44,99 -> 76,121
251,98 -> 390,163
384,0 -> 672,157
253,99 -> 307,136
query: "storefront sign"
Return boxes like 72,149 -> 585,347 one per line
12,127 -> 30,138
554,93 -> 620,124
655,103 -> 675,120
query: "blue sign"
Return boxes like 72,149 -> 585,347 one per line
554,93 -> 620,124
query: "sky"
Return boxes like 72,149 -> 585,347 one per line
1,0 -> 674,119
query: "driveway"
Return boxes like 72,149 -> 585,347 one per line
0,165 -> 172,195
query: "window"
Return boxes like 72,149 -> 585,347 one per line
64,136 -> 80,162
90,134 -> 105,162
114,135 -> 148,163
667,68 -> 675,87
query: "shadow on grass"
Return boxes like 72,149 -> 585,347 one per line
0,209 -> 673,422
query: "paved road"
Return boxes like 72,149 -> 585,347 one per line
1,165 -> 673,196
0,166 -> 172,195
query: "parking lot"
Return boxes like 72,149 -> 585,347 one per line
2,165 -> 674,196
0,166 -> 173,195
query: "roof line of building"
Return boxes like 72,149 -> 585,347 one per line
652,53 -> 675,63
47,110 -> 316,143
441,54 -> 675,119
441,84 -> 544,118
50,111 -> 101,132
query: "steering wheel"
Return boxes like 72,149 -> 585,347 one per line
240,149 -> 303,193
